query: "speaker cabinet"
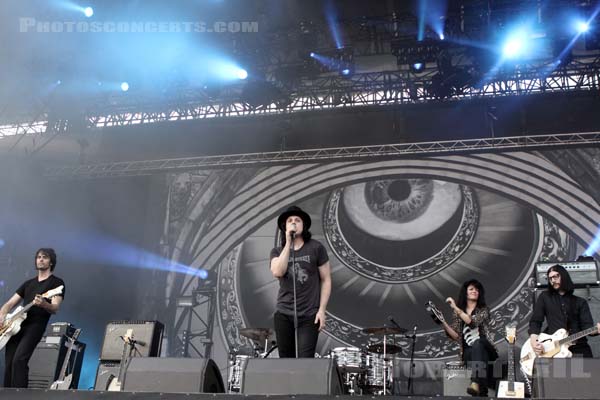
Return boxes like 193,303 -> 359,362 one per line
100,320 -> 163,361
241,358 -> 343,395
534,358 -> 600,399
94,361 -> 120,391
28,335 -> 85,389
442,363 -> 497,397
123,358 -> 225,393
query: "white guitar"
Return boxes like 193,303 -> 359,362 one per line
497,325 -> 525,398
50,328 -> 82,390
0,285 -> 64,350
106,329 -> 135,391
520,325 -> 599,377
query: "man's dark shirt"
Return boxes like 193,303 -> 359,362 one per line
16,275 -> 65,327
528,290 -> 594,345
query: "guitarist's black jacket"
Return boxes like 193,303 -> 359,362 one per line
528,291 -> 594,347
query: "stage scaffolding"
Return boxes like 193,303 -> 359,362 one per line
45,131 -> 600,179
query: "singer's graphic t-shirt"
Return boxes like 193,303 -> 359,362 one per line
270,239 -> 329,317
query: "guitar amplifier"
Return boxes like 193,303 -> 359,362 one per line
45,321 -> 76,337
28,335 -> 85,389
442,362 -> 496,397
100,320 -> 164,361
535,261 -> 600,287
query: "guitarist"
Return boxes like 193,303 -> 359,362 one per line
440,279 -> 498,397
0,248 -> 65,388
529,264 -> 600,358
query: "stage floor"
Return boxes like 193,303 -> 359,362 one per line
0,388 -> 588,400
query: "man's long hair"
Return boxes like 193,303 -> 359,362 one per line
279,227 -> 312,248
35,248 -> 57,272
547,264 -> 575,295
457,279 -> 487,312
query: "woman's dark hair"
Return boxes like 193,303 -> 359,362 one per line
547,264 -> 575,295
457,279 -> 486,312
35,248 -> 57,271
279,226 -> 312,247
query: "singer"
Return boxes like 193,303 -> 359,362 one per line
270,205 -> 331,358
440,279 -> 497,397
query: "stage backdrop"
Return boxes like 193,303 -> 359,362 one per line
159,146 -> 600,392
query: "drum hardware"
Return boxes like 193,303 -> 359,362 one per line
229,328 -> 277,393
362,322 -> 407,395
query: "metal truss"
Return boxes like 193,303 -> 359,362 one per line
77,55 -> 600,128
46,131 -> 600,179
171,287 -> 216,358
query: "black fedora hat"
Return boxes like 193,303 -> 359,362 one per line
277,205 -> 311,231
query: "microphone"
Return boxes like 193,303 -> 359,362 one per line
388,315 -> 402,329
290,223 -> 297,237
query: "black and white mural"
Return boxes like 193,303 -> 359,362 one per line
161,147 -> 600,376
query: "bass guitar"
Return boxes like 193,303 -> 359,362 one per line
497,325 -> 525,398
520,325 -> 599,377
0,285 -> 64,350
50,328 -> 82,390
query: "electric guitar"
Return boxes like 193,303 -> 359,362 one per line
106,329 -> 135,391
520,325 -> 600,377
0,285 -> 64,350
426,301 -> 446,324
50,328 -> 82,390
497,325 -> 525,398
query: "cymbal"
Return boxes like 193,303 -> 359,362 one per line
239,328 -> 273,342
367,342 -> 403,355
362,326 -> 407,335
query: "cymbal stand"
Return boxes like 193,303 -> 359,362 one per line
381,332 -> 391,395
407,326 -> 417,395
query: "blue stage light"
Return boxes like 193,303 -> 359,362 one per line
503,37 -> 525,58
236,68 -> 248,80
83,7 -> 94,18
120,82 -> 129,92
341,68 -> 351,76
576,21 -> 590,34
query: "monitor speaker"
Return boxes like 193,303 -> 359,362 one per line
123,357 -> 225,393
241,358 -> 343,395
533,358 -> 600,399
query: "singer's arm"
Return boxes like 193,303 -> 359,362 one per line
315,261 -> 331,331
270,242 -> 291,278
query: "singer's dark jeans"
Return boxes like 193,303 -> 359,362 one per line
274,311 -> 319,358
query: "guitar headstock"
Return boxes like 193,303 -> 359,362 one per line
72,328 -> 82,341
505,324 -> 517,344
123,328 -> 134,344
42,285 -> 64,299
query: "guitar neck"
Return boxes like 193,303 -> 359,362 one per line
507,341 -> 516,390
9,302 -> 35,322
558,326 -> 599,346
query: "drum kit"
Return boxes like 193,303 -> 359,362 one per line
230,323 -> 410,395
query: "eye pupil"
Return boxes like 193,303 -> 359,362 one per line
387,181 -> 412,201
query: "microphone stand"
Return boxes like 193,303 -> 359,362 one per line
290,231 -> 299,358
